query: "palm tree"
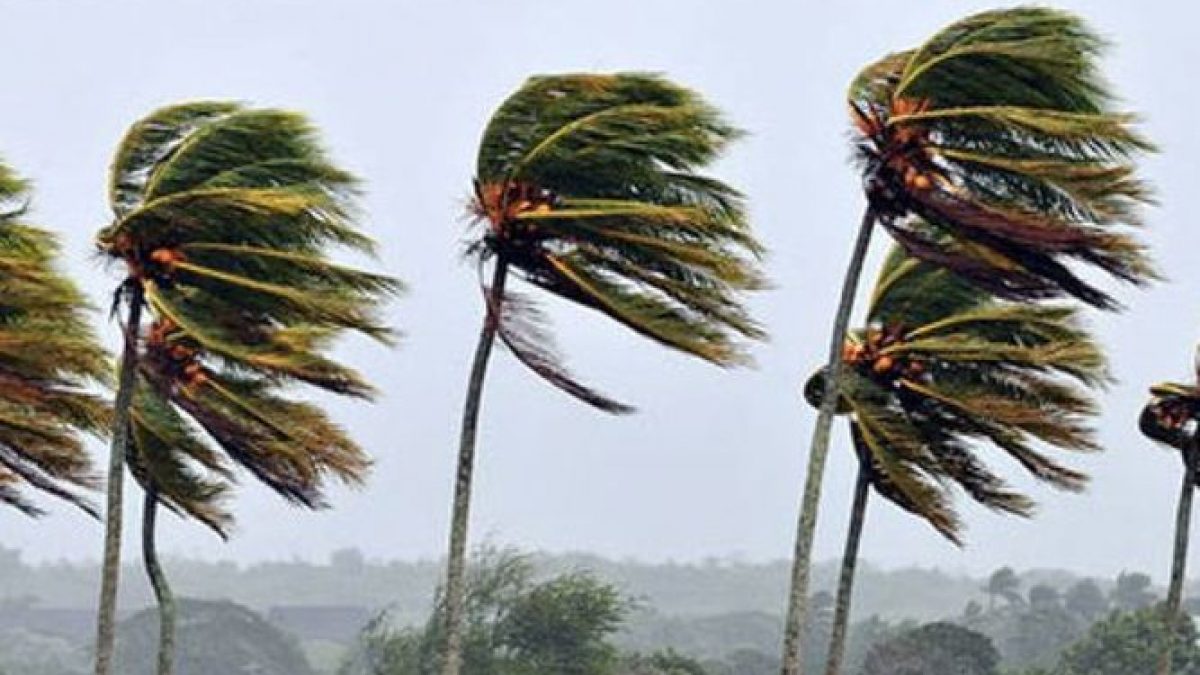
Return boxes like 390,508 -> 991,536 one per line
803,243 -> 1107,675
783,9 -> 1156,673
1139,357 -> 1200,675
443,73 -> 767,675
94,102 -> 400,675
0,160 -> 109,517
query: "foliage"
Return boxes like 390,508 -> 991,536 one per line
860,621 -> 999,675
1110,572 -> 1157,611
1052,606 -> 1200,675
848,7 -> 1156,309
1062,580 -> 1107,621
96,102 -> 400,531
984,568 -> 1023,608
806,244 -> 1106,543
467,73 -> 767,411
0,161 -> 109,516
340,548 -> 632,675
113,599 -> 316,675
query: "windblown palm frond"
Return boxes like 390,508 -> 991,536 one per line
0,162 -> 110,516
849,6 -> 1156,309
468,73 -> 767,412
806,243 -> 1107,543
1140,373 -> 1200,469
99,101 -> 400,521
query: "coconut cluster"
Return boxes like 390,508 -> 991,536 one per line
852,97 -> 945,203
145,318 -> 208,390
841,324 -> 927,382
1150,395 -> 1199,432
473,181 -> 559,237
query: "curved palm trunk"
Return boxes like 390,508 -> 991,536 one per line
441,260 -> 509,675
781,208 -> 876,675
94,283 -> 145,675
824,468 -> 870,675
143,487 -> 176,675
1157,442 -> 1197,675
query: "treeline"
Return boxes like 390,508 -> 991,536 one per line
0,545 -> 1184,633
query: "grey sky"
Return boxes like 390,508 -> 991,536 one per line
0,0 -> 1191,578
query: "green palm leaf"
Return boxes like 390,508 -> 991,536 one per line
807,241 -> 1105,542
849,7 -> 1156,309
0,161 -> 110,516
101,102 -> 398,527
469,73 -> 766,409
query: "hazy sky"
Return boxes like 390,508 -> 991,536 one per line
0,0 -> 1193,579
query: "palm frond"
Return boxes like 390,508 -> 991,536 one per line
809,243 -> 1104,542
469,74 -> 765,408
98,103 -> 395,531
850,7 -> 1156,309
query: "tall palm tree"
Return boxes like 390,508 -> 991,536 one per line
443,72 -> 767,675
93,102 -> 400,675
0,160 -> 109,517
783,9 -> 1156,673
1139,359 -> 1200,675
803,243 -> 1107,675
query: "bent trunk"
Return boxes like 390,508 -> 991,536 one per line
441,260 -> 509,675
94,283 -> 145,675
1158,442 -> 1197,675
781,209 -> 876,675
824,468 -> 870,675
143,488 -> 176,675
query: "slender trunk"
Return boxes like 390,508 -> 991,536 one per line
143,488 -> 176,675
1158,442 -> 1197,675
780,208 -> 876,675
94,282 -> 144,675
440,260 -> 509,675
824,468 -> 870,675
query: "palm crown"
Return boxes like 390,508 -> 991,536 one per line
467,73 -> 767,411
1140,370 -> 1200,458
0,162 -> 109,515
97,102 -> 400,533
849,7 -> 1155,309
806,243 -> 1107,542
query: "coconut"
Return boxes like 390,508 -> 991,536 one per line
873,356 -> 895,375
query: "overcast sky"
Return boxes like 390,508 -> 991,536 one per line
0,0 -> 1193,579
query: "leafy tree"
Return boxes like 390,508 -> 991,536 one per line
1054,607 -> 1200,675
861,622 -> 999,675
1063,580 -> 1108,622
113,599 -> 316,675
94,102 -> 399,675
1111,572 -> 1157,612
986,568 -> 1023,610
802,243 -> 1105,674
1029,585 -> 1062,612
343,547 -> 633,675
782,8 -> 1156,674
1139,355 -> 1200,655
0,162 -> 109,516
445,72 -> 766,675
1003,601 -> 1082,669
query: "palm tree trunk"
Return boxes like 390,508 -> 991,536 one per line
143,487 -> 176,675
94,282 -> 144,675
824,468 -> 870,675
1158,442 -> 1197,675
441,259 -> 509,675
1168,445 -> 1196,615
781,208 -> 876,675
